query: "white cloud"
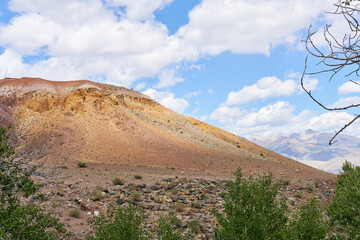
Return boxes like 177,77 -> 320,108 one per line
176,0 -> 330,56
0,0 -> 338,88
0,0 -> 189,87
105,0 -> 174,21
302,76 -> 318,92
207,89 -> 213,94
134,82 -> 146,90
155,68 -> 184,89
329,96 -> 360,108
142,88 -> 189,113
235,101 -> 295,127
199,115 -> 208,121
338,81 -> 360,95
184,90 -> 202,99
211,101 -> 360,138
210,106 -> 245,124
224,76 -> 298,106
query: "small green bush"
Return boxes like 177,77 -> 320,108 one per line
93,189 -> 105,201
131,192 -> 142,202
87,205 -> 146,240
192,200 -> 202,209
169,187 -> 177,195
188,219 -> 201,234
174,203 -> 186,212
134,174 -> 143,180
152,213 -> 189,240
78,162 -> 87,168
112,178 -> 125,185
69,209 -> 82,219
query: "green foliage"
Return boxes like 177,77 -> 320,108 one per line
214,168 -> 288,240
0,126 -> 13,157
328,161 -> 360,239
188,218 -> 201,234
134,174 -> 143,179
112,178 -> 125,185
152,213 -> 189,240
69,209 -> 82,218
0,125 -> 67,239
0,199 -> 67,240
78,161 -> 88,168
87,204 -> 146,240
286,198 -> 329,240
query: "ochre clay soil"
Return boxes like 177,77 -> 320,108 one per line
0,77 -> 336,182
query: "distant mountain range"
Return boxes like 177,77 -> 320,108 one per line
249,129 -> 360,173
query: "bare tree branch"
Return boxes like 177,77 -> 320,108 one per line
302,0 -> 360,144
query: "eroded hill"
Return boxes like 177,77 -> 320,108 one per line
0,77 -> 335,181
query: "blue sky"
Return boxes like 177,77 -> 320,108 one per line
1,0 -> 360,138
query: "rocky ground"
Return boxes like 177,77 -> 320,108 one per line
33,165 -> 336,240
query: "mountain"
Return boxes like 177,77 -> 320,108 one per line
0,77 -> 335,181
250,129 -> 360,173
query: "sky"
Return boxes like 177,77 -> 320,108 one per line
1,0 -> 360,139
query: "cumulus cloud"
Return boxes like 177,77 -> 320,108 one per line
235,102 -> 295,127
224,76 -> 298,106
0,0 -> 187,86
155,68 -> 184,89
142,88 -> 189,113
176,0 -> 330,56
210,106 -> 245,124
338,81 -> 360,95
184,90 -> 202,99
211,100 -> 360,138
0,0 -> 338,88
105,0 -> 174,21
329,96 -> 360,108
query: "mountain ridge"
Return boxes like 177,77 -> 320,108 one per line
250,129 -> 360,173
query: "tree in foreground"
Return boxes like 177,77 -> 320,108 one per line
328,161 -> 360,239
286,198 -> 329,240
0,126 -> 67,239
214,169 -> 288,240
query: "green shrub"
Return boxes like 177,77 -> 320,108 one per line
78,162 -> 88,168
192,200 -> 202,209
214,168 -> 288,240
152,213 -> 189,240
188,219 -> 201,234
93,188 -> 106,201
131,192 -> 142,202
286,198 -> 329,240
328,161 -> 360,238
174,203 -> 186,212
69,209 -> 82,218
112,178 -> 125,185
134,174 -> 143,179
169,187 -> 177,195
87,205 -> 146,240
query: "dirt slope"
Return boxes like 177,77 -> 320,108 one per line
0,77 -> 335,181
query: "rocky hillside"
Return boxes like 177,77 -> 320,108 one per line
0,77 -> 335,181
